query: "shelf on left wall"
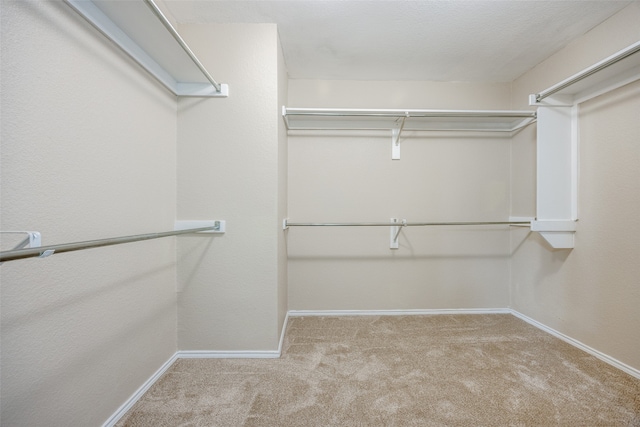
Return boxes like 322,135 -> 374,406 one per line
65,0 -> 228,98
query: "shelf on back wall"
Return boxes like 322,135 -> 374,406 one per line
282,107 -> 537,132
282,107 -> 537,162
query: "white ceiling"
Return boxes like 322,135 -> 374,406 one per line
160,0 -> 633,83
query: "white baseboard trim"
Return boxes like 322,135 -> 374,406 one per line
509,309 -> 640,380
102,352 -> 178,427
104,313 -> 290,425
178,311 -> 291,359
288,308 -> 511,317
177,350 -> 281,359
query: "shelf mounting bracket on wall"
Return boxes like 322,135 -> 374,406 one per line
390,218 -> 406,249
528,40 -> 640,249
391,115 -> 407,160
0,231 -> 42,250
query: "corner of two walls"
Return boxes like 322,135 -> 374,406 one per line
176,23 -> 287,351
509,2 -> 640,371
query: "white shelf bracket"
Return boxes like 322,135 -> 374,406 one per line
392,129 -> 401,160
0,231 -> 42,264
1,231 -> 42,250
531,220 -> 578,249
390,218 -> 406,249
391,115 -> 407,160
174,220 -> 225,233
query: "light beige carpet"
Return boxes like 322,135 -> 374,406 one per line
117,314 -> 640,426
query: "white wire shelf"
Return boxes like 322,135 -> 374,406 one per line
282,108 -> 536,133
65,0 -> 228,97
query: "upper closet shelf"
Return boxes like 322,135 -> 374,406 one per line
283,107 -> 536,133
531,40 -> 640,106
65,0 -> 228,98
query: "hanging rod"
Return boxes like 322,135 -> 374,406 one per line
283,220 -> 530,228
0,225 -> 219,263
535,40 -> 640,102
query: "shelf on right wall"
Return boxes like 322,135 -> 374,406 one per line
529,40 -> 640,249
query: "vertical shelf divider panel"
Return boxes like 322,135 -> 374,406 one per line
530,40 -> 640,248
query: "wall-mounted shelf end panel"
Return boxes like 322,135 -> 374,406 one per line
65,0 -> 228,98
534,106 -> 578,249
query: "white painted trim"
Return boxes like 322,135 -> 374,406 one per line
288,308 -> 511,317
178,312 -> 290,359
278,311 -> 290,354
509,310 -> 640,380
177,350 -> 281,359
102,352 -> 178,427
104,313 -> 290,424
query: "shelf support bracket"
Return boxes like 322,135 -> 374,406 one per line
390,218 -> 406,249
391,115 -> 407,160
174,220 -> 225,233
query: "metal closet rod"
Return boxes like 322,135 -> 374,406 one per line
536,41 -> 640,102
0,226 -> 216,263
285,221 -> 531,227
143,0 -> 222,93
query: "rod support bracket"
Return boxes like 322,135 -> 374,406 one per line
174,220 -> 225,233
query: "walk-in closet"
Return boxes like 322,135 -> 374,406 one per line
1,1 -> 639,425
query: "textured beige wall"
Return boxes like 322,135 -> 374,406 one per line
1,1 -> 178,425
287,80 -> 515,310
176,24 -> 286,351
277,36 -> 289,333
510,2 -> 640,371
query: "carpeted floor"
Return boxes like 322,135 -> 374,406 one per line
117,314 -> 640,426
